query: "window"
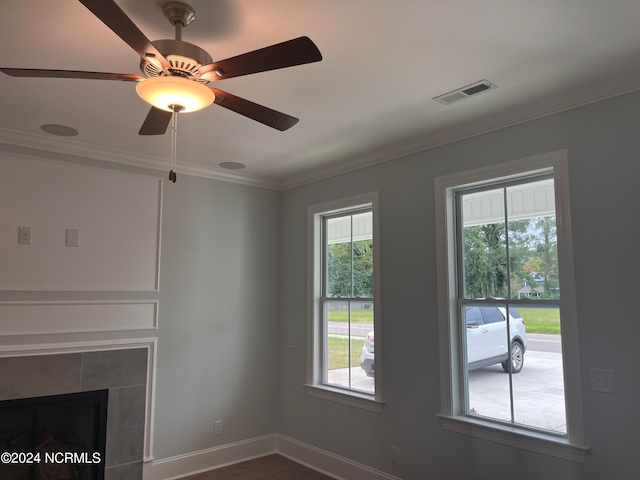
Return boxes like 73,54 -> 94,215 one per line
306,193 -> 383,411
435,151 -> 588,461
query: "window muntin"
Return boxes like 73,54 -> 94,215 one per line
456,175 -> 567,433
322,210 -> 374,393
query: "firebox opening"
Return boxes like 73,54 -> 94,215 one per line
0,389 -> 108,480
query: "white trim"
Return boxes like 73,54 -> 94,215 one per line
152,435 -> 277,480
303,384 -> 384,413
0,300 -> 158,335
434,149 -> 588,458
276,80 -> 640,189
438,415 -> 589,463
0,129 -> 280,190
0,337 -> 157,478
151,434 -> 401,480
0,151 -> 163,293
276,434 -> 402,480
306,192 -> 384,406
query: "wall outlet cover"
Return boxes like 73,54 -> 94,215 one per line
18,226 -> 32,245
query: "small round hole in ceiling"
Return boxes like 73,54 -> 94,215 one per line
41,124 -> 79,137
219,162 -> 245,170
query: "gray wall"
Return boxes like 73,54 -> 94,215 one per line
0,168 -> 281,462
154,174 -> 280,458
2,88 -> 638,479
278,90 -> 640,479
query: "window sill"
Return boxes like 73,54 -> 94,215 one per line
437,414 -> 590,463
304,384 -> 384,413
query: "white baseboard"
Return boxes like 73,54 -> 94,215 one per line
152,433 -> 401,480
276,434 -> 402,480
152,435 -> 277,480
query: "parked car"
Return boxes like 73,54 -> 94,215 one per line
360,306 -> 527,378
360,332 -> 375,377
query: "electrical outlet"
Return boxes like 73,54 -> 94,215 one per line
391,446 -> 400,466
214,420 -> 223,436
18,226 -> 32,245
287,334 -> 297,349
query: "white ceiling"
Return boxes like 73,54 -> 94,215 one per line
1,0 -> 639,189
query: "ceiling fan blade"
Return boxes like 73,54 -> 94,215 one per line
0,68 -> 144,81
78,0 -> 171,70
199,36 -> 322,81
211,88 -> 299,131
139,107 -> 172,135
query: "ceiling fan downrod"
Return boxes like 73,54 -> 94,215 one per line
162,1 -> 196,41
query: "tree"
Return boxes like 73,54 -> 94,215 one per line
463,224 -> 508,298
327,239 -> 373,297
462,216 -> 559,300
532,216 -> 559,298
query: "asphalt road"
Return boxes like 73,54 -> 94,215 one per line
526,333 -> 561,353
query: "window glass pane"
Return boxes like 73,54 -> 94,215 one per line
352,212 -> 374,297
326,216 -> 352,297
323,208 -> 374,394
509,216 -> 560,300
506,179 -> 559,300
465,302 -> 566,432
325,300 -> 350,387
461,188 -> 508,299
465,302 -> 517,423
326,212 -> 373,298
511,306 -> 566,433
461,179 -> 560,301
325,300 -> 374,393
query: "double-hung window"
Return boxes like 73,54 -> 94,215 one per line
435,151 -> 588,461
306,193 -> 383,411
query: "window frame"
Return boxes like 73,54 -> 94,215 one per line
305,192 -> 384,412
434,150 -> 589,461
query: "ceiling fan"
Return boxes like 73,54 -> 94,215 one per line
0,0 -> 322,182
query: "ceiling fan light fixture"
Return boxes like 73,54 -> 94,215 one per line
136,76 -> 215,112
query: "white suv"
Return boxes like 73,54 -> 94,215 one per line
360,306 -> 527,378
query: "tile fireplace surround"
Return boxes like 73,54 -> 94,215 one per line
0,344 -> 152,480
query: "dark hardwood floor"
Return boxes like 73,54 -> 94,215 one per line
180,454 -> 335,480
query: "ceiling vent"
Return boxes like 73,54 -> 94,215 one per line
433,80 -> 497,105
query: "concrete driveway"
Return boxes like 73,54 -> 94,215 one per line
327,350 -> 566,433
468,351 -> 566,432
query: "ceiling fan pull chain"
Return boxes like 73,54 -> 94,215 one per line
169,106 -> 180,183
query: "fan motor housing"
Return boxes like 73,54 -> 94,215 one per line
140,39 -> 212,83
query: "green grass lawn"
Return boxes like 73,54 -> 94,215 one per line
325,307 -> 558,370
517,307 -> 561,334
327,308 -> 373,323
328,337 -> 365,370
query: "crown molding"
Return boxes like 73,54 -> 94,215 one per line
275,76 -> 640,190
0,128 -> 279,190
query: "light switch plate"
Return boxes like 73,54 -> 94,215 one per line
590,368 -> 615,393
66,228 -> 79,247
